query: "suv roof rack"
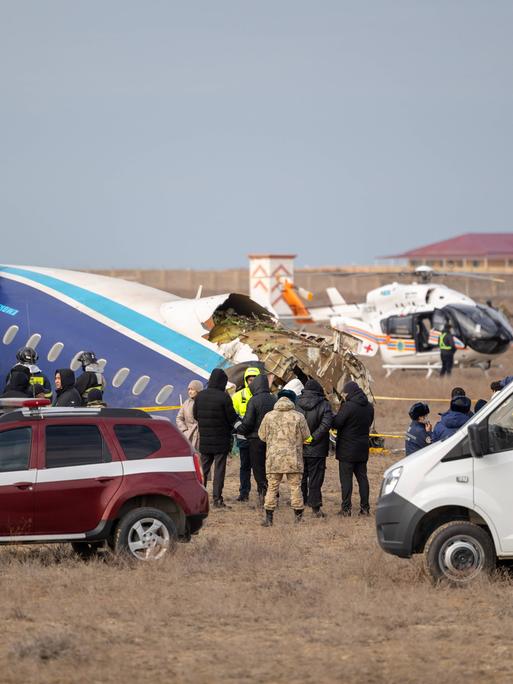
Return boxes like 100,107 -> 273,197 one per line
0,407 -> 152,423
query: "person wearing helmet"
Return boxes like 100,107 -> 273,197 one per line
75,351 -> 105,405
5,347 -> 52,399
405,403 -> 432,456
232,366 -> 261,502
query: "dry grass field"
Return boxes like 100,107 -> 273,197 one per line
2,353 -> 513,683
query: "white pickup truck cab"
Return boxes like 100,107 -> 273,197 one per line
376,382 -> 513,583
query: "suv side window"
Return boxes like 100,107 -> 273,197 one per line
45,425 -> 112,468
114,425 -> 161,460
0,427 -> 32,472
488,397 -> 513,454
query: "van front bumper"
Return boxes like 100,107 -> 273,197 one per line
375,492 -> 425,558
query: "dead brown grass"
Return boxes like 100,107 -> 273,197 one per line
1,353 -> 513,683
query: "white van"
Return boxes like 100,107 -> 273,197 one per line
376,383 -> 513,583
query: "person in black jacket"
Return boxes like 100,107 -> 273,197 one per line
297,379 -> 333,517
75,351 -> 105,405
332,381 -> 374,516
239,374 -> 276,505
0,370 -> 32,398
193,368 -> 240,508
53,369 -> 82,407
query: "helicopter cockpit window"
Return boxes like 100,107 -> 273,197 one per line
445,305 -> 498,339
479,305 -> 513,339
386,315 -> 413,338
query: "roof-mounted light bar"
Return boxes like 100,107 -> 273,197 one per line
0,398 -> 52,408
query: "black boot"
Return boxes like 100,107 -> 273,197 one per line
293,509 -> 304,523
359,506 -> 370,517
214,498 -> 231,510
337,507 -> 351,517
312,506 -> 326,518
258,492 -> 266,508
261,509 -> 273,527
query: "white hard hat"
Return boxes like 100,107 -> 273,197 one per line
282,378 -> 304,396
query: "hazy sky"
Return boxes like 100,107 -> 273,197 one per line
1,1 -> 512,270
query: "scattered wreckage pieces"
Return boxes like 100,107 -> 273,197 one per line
209,315 -> 372,403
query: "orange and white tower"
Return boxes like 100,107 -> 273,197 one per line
248,253 -> 296,317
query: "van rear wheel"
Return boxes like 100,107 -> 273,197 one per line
425,521 -> 495,584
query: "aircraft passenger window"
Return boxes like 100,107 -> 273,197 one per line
3,325 -> 19,345
70,350 -> 85,371
155,385 -> 174,405
488,396 -> 513,454
112,368 -> 130,388
47,342 -> 64,362
132,375 -> 150,396
26,333 -> 41,349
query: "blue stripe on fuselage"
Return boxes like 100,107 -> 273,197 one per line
0,266 -> 223,371
0,276 -> 206,419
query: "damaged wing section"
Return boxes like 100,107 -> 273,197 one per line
209,311 -> 372,402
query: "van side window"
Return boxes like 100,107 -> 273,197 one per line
45,425 -> 112,468
0,428 -> 32,472
114,425 -> 161,460
488,399 -> 513,454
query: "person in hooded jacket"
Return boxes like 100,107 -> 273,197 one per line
232,367 -> 261,502
53,369 -> 82,407
258,395 -> 310,526
297,379 -> 333,517
332,381 -> 374,516
239,374 -> 276,506
0,370 -> 32,398
432,395 -> 471,441
193,368 -> 240,508
176,380 -> 204,450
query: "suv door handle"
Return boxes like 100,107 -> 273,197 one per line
95,477 -> 114,484
14,482 -> 33,490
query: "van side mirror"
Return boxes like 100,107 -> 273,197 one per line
468,424 -> 488,458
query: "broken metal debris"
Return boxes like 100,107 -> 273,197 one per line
209,313 -> 373,407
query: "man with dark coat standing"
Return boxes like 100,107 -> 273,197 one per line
239,374 -> 276,506
332,380 -> 374,516
297,379 -> 333,517
193,368 -> 240,509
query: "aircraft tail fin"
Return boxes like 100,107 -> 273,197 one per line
326,287 -> 346,306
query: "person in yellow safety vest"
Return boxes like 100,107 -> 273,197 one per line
439,324 -> 456,376
232,366 -> 261,502
5,347 -> 53,399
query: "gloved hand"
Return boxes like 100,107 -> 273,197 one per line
304,436 -> 313,444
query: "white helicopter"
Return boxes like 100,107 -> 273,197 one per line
302,266 -> 513,375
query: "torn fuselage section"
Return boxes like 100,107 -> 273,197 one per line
208,311 -> 372,402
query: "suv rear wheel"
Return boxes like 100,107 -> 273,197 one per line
114,507 -> 177,561
425,521 -> 495,584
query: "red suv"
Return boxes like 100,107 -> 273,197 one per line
0,402 -> 208,560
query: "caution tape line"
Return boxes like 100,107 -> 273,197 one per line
140,405 -> 181,412
370,433 -> 404,439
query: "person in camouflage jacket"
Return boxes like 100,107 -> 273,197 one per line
258,396 -> 311,526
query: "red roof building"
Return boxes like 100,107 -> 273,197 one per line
387,233 -> 513,269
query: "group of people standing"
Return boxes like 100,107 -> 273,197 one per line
0,347 -> 106,407
176,366 -> 375,524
